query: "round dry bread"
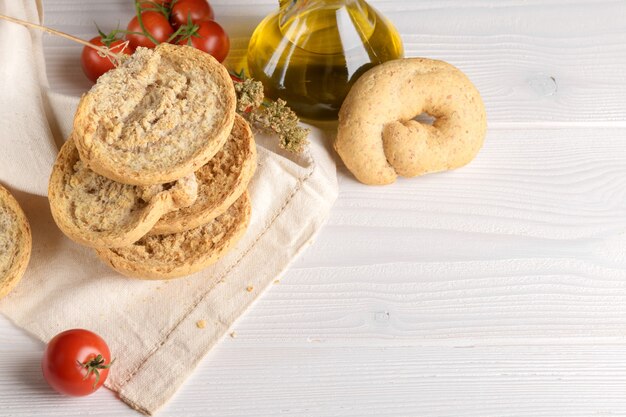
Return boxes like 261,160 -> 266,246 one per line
150,114 -> 256,235
95,191 -> 251,280
335,58 -> 486,185
73,43 -> 236,186
0,185 -> 32,299
49,137 -> 198,249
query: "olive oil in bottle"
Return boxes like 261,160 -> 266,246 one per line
247,0 -> 404,121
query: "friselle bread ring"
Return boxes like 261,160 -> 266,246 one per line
73,43 -> 236,186
335,58 -> 487,185
95,191 -> 251,280
48,136 -> 199,249
0,184 -> 31,299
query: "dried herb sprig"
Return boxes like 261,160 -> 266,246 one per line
249,99 -> 309,154
232,72 -> 309,154
234,78 -> 264,113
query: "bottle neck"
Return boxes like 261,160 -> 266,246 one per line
279,0 -> 362,26
280,0 -> 360,13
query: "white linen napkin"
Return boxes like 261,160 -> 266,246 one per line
0,1 -> 338,414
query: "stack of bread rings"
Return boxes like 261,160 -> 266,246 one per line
48,44 -> 256,280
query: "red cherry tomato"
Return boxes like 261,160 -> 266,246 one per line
170,0 -> 215,29
126,11 -> 174,49
178,20 -> 229,62
42,329 -> 113,397
81,37 -> 134,83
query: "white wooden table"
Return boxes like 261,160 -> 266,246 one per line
2,0 -> 626,415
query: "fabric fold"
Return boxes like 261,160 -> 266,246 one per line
0,0 -> 56,196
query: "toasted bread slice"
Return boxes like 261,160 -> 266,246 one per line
150,114 -> 256,235
73,43 -> 236,186
49,137 -> 198,249
95,191 -> 251,280
0,185 -> 32,299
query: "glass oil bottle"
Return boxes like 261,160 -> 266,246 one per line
246,0 -> 404,121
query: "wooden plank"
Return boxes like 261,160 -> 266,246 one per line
229,260 -> 626,344
3,339 -> 626,416
156,344 -> 626,417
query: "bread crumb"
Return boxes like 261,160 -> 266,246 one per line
273,279 -> 280,284
246,286 -> 253,292
196,320 -> 206,329
229,331 -> 237,338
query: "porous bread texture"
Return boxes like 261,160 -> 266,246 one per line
96,191 -> 251,280
73,43 -> 236,186
0,185 -> 31,299
150,114 -> 256,235
334,58 -> 487,185
48,137 -> 199,249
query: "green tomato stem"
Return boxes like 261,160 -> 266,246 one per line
78,354 -> 115,390
165,24 -> 187,43
134,0 -> 160,46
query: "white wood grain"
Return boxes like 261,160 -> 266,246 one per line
2,0 -> 626,416
5,337 -> 626,417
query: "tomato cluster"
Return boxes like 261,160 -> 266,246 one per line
81,0 -> 229,83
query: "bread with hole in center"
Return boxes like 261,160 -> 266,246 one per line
73,43 -> 236,186
95,192 -> 251,280
49,136 -> 199,248
0,185 -> 31,299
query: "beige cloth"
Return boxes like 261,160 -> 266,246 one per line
0,1 -> 338,414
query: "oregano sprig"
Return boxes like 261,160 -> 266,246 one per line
231,71 -> 309,154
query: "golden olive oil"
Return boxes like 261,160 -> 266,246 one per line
247,0 -> 404,121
